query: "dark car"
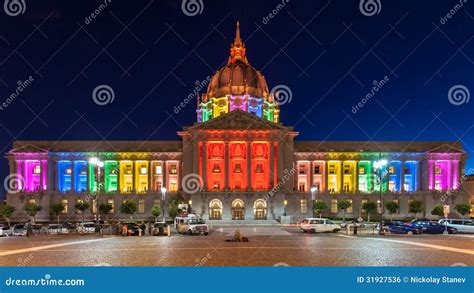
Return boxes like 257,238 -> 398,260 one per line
378,221 -> 421,234
123,222 -> 141,236
152,222 -> 169,236
410,219 -> 458,234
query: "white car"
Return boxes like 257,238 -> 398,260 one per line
47,224 -> 69,234
176,215 -> 209,235
438,219 -> 474,234
300,218 -> 341,233
77,222 -> 97,234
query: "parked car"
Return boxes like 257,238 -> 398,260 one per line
376,221 -> 421,234
122,222 -> 141,236
177,216 -> 209,235
300,218 -> 341,233
47,224 -> 68,234
77,222 -> 97,234
340,220 -> 366,229
152,222 -> 169,236
410,219 -> 458,234
12,224 -> 27,236
438,219 -> 474,234
0,224 -> 11,237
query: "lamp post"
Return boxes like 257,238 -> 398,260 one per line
161,187 -> 167,222
188,199 -> 192,214
310,186 -> 317,217
283,199 -> 288,216
373,157 -> 388,235
89,158 -> 103,222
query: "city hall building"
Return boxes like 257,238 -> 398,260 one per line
5,23 -> 473,223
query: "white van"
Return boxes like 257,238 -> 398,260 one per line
438,219 -> 474,234
175,214 -> 209,235
300,218 -> 341,233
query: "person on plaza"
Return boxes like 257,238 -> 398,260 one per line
26,220 -> 32,237
140,222 -> 146,236
117,222 -> 122,236
122,223 -> 128,236
148,222 -> 152,235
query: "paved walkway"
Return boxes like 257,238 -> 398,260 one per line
214,226 -> 292,236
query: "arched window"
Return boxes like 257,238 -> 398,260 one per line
209,199 -> 223,220
253,199 -> 267,220
231,199 -> 245,220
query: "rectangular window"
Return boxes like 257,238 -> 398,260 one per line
359,166 -> 366,175
376,200 -> 382,214
108,199 -> 115,213
33,165 -> 41,174
76,199 -> 83,213
61,199 -> 68,214
343,165 -> 350,175
140,167 -> 147,175
331,199 -> 338,213
361,199 -> 368,213
435,165 -> 442,174
234,163 -> 242,173
256,164 -> 263,173
170,165 -> 177,174
329,166 -> 335,175
213,164 -> 221,173
347,200 -> 353,213
138,199 -> 145,214
298,182 -> 306,192
153,199 -> 161,206
92,199 -> 97,214
388,166 -> 395,174
29,199 -> 36,204
300,199 -> 308,214
299,165 -> 306,174
155,165 -> 162,174
314,165 -> 320,174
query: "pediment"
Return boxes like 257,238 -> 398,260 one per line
427,143 -> 465,154
187,110 -> 290,131
9,144 -> 49,153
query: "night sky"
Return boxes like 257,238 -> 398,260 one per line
0,0 -> 473,198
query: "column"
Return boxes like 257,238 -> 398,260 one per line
429,160 -> 435,190
452,160 -> 460,189
224,142 -> 230,190
338,161 -> 343,192
163,160 -> 167,191
53,159 -> 59,192
246,141 -> 252,190
309,161 -> 314,190
324,160 -> 328,193
355,161 -> 359,192
400,160 -> 405,192
447,160 -> 453,190
277,140 -> 283,183
202,143 -> 207,190
71,161 -> 75,193
131,161 -> 136,193
39,162 -> 44,192
148,160 -> 153,193
269,142 -> 274,189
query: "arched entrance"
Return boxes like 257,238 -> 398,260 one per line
209,199 -> 223,220
231,199 -> 245,220
254,199 -> 267,220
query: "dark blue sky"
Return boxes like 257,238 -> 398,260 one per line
0,0 -> 473,198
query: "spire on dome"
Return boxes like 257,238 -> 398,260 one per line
228,21 -> 248,64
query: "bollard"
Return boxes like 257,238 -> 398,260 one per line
167,225 -> 171,237
346,225 -> 350,235
354,226 -> 358,235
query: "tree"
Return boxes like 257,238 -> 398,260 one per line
430,205 -> 444,218
362,201 -> 377,222
50,202 -> 65,225
98,203 -> 113,221
313,201 -> 328,218
455,204 -> 471,224
409,200 -> 424,219
168,195 -> 185,219
120,200 -> 137,219
23,203 -> 42,224
74,201 -> 90,222
151,204 -> 161,222
385,201 -> 399,221
0,204 -> 15,226
337,200 -> 352,222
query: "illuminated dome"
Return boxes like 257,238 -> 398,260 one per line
197,22 -> 279,124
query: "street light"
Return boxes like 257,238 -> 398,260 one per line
188,199 -> 192,214
283,199 -> 288,216
373,157 -> 388,235
89,157 -> 103,223
310,186 -> 317,217
161,187 -> 167,222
